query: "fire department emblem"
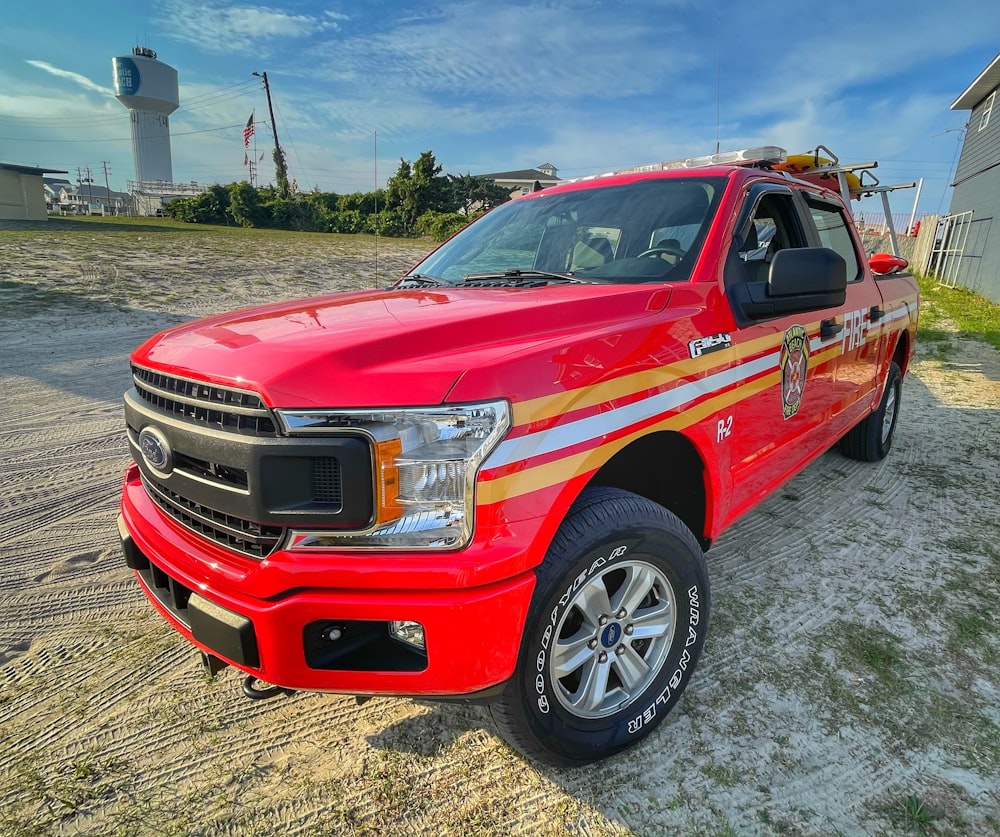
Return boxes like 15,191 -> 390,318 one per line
779,324 -> 809,420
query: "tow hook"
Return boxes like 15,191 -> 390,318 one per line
242,676 -> 297,701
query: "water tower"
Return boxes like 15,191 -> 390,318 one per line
112,47 -> 179,184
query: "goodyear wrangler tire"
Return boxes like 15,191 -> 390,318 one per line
488,487 -> 709,765
840,361 -> 902,462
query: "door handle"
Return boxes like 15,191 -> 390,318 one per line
869,306 -> 885,322
821,318 -> 843,339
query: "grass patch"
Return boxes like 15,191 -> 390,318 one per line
916,274 -> 1000,351
0,214 -> 423,247
889,794 -> 944,835
851,633 -> 904,679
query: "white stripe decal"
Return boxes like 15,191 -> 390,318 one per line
488,350 -> 779,470
486,304 -> 910,473
883,303 -> 911,326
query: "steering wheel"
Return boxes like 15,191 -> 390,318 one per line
637,245 -> 684,259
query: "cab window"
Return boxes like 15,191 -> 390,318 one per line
734,192 -> 804,284
804,196 -> 862,281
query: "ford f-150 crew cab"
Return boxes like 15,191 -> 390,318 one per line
119,146 -> 918,765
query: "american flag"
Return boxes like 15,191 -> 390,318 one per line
243,112 -> 255,148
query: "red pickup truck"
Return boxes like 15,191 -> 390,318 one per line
119,147 -> 918,765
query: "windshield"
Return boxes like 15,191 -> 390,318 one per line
410,177 -> 725,285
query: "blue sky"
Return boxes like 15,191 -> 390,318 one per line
0,0 -> 996,220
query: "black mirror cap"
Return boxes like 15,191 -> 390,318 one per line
768,247 -> 847,297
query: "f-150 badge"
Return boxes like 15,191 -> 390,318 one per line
688,333 -> 732,358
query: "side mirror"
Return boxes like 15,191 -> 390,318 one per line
868,252 -> 908,275
736,247 -> 847,319
768,248 -> 847,297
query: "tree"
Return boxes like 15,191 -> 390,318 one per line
384,151 -> 455,235
162,183 -> 230,224
273,147 -> 291,199
448,173 -> 512,215
227,181 -> 268,227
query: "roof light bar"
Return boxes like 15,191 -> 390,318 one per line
660,146 -> 788,170
575,146 -> 788,182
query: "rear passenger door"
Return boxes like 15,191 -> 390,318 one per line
800,193 -> 883,438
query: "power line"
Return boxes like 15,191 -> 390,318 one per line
0,122 -> 246,143
181,78 -> 259,107
0,79 -> 259,128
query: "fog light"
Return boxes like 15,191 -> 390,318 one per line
389,620 -> 426,651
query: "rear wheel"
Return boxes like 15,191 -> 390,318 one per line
488,487 -> 709,765
841,361 -> 902,462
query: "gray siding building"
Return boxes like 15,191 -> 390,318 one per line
948,52 -> 1000,303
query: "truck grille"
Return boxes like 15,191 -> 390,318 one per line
132,364 -> 277,436
144,476 -> 284,558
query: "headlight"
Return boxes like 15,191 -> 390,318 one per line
275,401 -> 510,550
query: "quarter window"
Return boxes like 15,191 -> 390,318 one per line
805,196 -> 862,282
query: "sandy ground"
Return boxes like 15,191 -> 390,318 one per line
1,221 -> 998,836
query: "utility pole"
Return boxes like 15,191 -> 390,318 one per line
77,166 -> 95,214
102,161 -> 113,215
252,71 -> 289,197
85,167 -> 94,212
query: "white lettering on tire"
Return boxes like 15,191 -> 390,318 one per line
627,584 -> 702,735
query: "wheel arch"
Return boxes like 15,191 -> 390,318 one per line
584,430 -> 711,550
892,327 -> 911,377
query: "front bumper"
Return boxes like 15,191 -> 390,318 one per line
119,463 -> 538,696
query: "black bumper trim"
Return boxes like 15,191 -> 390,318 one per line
120,517 -> 260,668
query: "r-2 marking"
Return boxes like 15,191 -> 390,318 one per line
716,415 -> 733,443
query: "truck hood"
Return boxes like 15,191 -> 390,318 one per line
133,285 -> 672,407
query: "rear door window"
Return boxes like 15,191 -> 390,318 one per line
804,196 -> 863,281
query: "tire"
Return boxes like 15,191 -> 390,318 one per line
840,361 -> 902,462
488,487 -> 710,765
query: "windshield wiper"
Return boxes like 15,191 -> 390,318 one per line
462,269 -> 588,286
394,273 -> 450,288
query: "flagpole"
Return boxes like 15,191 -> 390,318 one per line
243,110 -> 255,185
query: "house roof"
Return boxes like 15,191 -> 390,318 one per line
951,52 -> 1000,110
58,184 -> 129,201
482,167 -> 561,183
0,162 -> 69,176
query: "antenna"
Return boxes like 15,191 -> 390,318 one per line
374,130 -> 379,287
715,16 -> 721,155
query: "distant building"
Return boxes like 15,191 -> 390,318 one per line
45,179 -> 131,215
1,163 -> 68,221
42,178 -> 73,211
946,51 -> 1000,303
481,164 -> 561,197
129,180 -> 204,216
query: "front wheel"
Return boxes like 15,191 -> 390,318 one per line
488,487 -> 710,765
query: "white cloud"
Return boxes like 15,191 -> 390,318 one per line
305,0 -> 695,102
159,0 -> 342,54
25,60 -> 113,96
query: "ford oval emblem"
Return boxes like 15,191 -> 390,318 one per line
601,622 -> 622,648
138,426 -> 172,474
